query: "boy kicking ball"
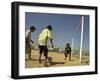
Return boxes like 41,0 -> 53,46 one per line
38,25 -> 54,67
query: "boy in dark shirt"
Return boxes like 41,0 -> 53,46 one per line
64,43 -> 71,61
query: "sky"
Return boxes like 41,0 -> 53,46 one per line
25,12 -> 89,51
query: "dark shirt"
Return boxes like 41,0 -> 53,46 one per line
65,47 -> 71,52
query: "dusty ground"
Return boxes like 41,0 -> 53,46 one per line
25,49 -> 89,68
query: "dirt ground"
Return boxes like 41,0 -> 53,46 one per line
25,49 -> 89,68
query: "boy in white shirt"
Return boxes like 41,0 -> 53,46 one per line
25,26 -> 36,60
38,25 -> 54,67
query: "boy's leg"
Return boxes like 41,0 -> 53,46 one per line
28,47 -> 32,60
27,41 -> 32,60
39,46 -> 43,63
44,46 -> 48,67
64,52 -> 67,60
69,51 -> 71,61
44,56 -> 48,67
25,39 -> 30,54
39,54 -> 42,63
26,39 -> 32,60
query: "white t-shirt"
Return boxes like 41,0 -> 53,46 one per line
25,30 -> 31,41
38,28 -> 52,46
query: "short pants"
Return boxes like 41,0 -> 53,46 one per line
39,45 -> 48,58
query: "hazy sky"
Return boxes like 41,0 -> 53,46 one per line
25,12 -> 89,51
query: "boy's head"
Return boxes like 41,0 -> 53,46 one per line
30,26 -> 36,32
66,43 -> 70,47
47,25 -> 52,31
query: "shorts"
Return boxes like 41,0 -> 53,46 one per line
25,38 -> 31,49
66,51 -> 70,54
64,51 -> 71,57
39,45 -> 48,57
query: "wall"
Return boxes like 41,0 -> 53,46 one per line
0,0 -> 99,81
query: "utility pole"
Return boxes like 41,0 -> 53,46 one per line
79,16 -> 84,63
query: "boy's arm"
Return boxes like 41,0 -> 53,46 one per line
31,40 -> 34,43
47,31 -> 54,48
50,39 -> 54,48
70,47 -> 71,54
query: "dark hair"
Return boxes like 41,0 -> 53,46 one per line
47,25 -> 52,30
30,26 -> 36,30
66,43 -> 70,47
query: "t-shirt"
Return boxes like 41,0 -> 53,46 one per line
65,47 -> 71,52
25,30 -> 31,41
38,28 -> 52,46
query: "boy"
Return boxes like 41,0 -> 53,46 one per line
38,25 -> 54,67
25,26 -> 36,60
64,43 -> 71,61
